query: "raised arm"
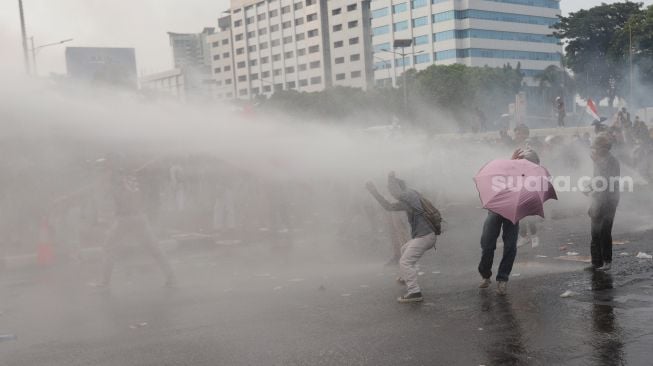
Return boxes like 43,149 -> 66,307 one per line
365,182 -> 408,211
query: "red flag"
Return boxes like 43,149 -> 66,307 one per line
586,98 -> 600,121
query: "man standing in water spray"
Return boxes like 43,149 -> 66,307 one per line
366,172 -> 440,303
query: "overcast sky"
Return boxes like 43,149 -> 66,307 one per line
0,0 -> 651,76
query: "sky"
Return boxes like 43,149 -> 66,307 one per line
0,0 -> 652,76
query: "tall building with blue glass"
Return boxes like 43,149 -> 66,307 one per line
370,0 -> 562,86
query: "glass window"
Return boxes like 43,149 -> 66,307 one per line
307,13 -> 318,22
235,34 -> 244,41
393,20 -> 409,32
285,66 -> 295,73
373,25 -> 390,36
334,40 -> 344,48
414,35 -> 429,45
271,39 -> 280,46
281,5 -> 291,14
414,53 -> 431,64
294,2 -> 303,10
299,79 -> 308,86
349,37 -> 359,45
234,20 -> 243,27
257,13 -> 266,21
347,3 -> 357,11
308,45 -> 319,53
282,21 -> 292,29
412,16 -> 428,27
310,76 -> 322,85
392,3 -> 408,14
259,28 -> 268,35
348,20 -> 358,28
284,51 -> 294,58
287,81 -> 296,89
213,54 -> 221,60
335,57 -> 345,64
411,0 -> 427,9
260,42 -> 269,49
283,36 -> 293,44
310,60 -> 321,69
270,24 -> 280,32
295,17 -> 304,26
237,61 -> 246,68
351,70 -> 361,78
272,54 -> 281,61
296,33 -> 305,41
269,9 -> 278,17
297,48 -> 306,55
308,29 -> 319,37
335,73 -> 346,80
238,75 -> 247,82
373,42 -> 390,53
332,8 -> 341,15
372,7 -> 389,18
298,64 -> 307,71
333,24 -> 343,32
306,0 -> 316,5
223,52 -> 230,58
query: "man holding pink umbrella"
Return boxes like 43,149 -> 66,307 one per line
474,148 -> 556,295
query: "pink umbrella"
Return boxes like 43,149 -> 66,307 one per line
474,159 -> 557,224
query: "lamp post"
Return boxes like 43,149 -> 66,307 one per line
381,39 -> 422,112
18,0 -> 30,74
30,37 -> 74,76
373,55 -> 393,87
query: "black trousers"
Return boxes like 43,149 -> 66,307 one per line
590,205 -> 617,267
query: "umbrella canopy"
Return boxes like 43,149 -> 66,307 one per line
474,159 -> 557,224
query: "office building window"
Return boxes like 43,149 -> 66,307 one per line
269,9 -> 278,17
307,29 -> 319,38
414,53 -> 431,64
299,79 -> 308,86
251,73 -> 259,80
287,81 -> 296,89
285,66 -> 295,73
392,3 -> 407,13
248,45 -> 257,52
412,0 -> 427,9
259,28 -> 268,36
350,53 -> 360,61
214,67 -> 221,73
261,56 -> 269,64
282,21 -> 292,29
333,24 -> 343,32
237,61 -> 246,68
349,37 -> 359,45
310,76 -> 322,84
285,51 -> 294,58
373,25 -> 390,36
212,41 -> 220,47
335,73 -> 346,80
347,3 -> 357,11
295,17 -> 304,26
234,20 -> 243,27
413,16 -> 428,27
306,0 -> 316,5
271,39 -> 281,46
258,13 -> 266,21
239,89 -> 248,96
249,59 -> 258,66
236,47 -> 245,55
335,57 -> 345,64
246,16 -> 255,24
248,31 -> 256,38
225,79 -> 232,84
273,69 -> 281,76
348,20 -> 358,28
332,8 -> 341,15
334,40 -> 344,48
394,20 -> 409,32
260,42 -> 269,50
351,70 -> 361,78
296,33 -> 305,41
298,63 -> 307,71
263,85 -> 272,92
235,33 -> 244,41
262,71 -> 270,78
414,35 -> 429,45
297,48 -> 307,55
238,75 -> 247,82
309,60 -> 320,69
307,13 -> 318,22
272,54 -> 281,61
294,2 -> 303,10
373,42 -> 390,53
224,65 -> 231,71
222,39 -> 229,45
283,36 -> 293,44
252,87 -> 260,95
270,24 -> 280,32
281,5 -> 291,13
372,7 -> 389,18
213,54 -> 221,60
308,45 -> 319,53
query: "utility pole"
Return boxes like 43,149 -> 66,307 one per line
18,0 -> 30,74
629,23 -> 634,107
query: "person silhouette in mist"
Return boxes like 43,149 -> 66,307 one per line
366,172 -> 437,303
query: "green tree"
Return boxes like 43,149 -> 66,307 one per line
553,2 -> 645,106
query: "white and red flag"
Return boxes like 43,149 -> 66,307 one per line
586,98 -> 601,121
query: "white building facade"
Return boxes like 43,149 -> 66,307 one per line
370,0 -> 562,86
209,0 -> 375,100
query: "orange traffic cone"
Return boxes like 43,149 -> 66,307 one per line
37,218 -> 55,266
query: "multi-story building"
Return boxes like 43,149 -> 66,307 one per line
370,0 -> 562,86
169,28 -> 215,70
209,0 -> 375,100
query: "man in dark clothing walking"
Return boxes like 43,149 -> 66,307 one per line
366,172 -> 437,303
478,148 -> 540,295
586,133 -> 620,271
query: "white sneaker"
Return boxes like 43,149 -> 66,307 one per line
517,236 -> 530,248
496,281 -> 508,295
479,278 -> 492,288
531,236 -> 540,248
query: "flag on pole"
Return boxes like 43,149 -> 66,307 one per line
586,98 -> 600,121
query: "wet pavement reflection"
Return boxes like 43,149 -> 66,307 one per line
590,272 -> 625,366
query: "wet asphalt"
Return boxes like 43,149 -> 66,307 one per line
1,211 -> 652,366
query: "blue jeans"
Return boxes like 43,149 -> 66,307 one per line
478,211 -> 520,282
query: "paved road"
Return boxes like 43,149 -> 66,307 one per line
1,208 -> 652,365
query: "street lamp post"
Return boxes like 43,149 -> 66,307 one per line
381,39 -> 422,112
30,38 -> 74,76
18,0 -> 30,74
373,55 -> 393,87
